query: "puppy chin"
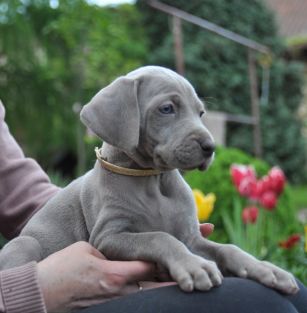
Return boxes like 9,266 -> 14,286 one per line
182,153 -> 215,172
153,151 -> 215,172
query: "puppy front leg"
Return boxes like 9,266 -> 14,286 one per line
0,236 -> 43,270
92,231 -> 222,292
191,237 -> 299,294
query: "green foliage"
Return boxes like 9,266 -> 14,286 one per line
0,0 -> 147,171
261,61 -> 306,183
289,185 -> 307,211
221,197 -> 306,283
137,0 -> 307,183
269,242 -> 307,284
48,171 -> 70,187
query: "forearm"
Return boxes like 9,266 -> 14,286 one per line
0,262 -> 46,313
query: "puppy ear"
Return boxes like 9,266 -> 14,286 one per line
80,77 -> 140,153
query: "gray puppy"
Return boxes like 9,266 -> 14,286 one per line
0,66 -> 298,295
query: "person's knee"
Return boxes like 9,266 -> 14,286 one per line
79,278 -> 302,313
220,277 -> 298,313
286,279 -> 307,313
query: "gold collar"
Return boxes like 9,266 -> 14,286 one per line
95,147 -> 163,177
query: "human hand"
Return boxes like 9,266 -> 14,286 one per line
37,242 -> 171,312
38,224 -> 215,312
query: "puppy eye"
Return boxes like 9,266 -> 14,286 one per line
159,103 -> 175,114
200,111 -> 205,117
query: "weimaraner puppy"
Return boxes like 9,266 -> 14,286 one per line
0,66 -> 298,295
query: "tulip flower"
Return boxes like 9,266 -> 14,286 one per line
230,164 -> 286,211
237,176 -> 257,199
242,206 -> 259,224
193,189 -> 216,222
279,234 -> 300,249
230,164 -> 256,189
230,165 -> 258,199
259,191 -> 277,210
257,176 -> 271,196
305,225 -> 307,253
268,166 -> 286,195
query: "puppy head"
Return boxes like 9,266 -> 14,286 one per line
80,66 -> 215,171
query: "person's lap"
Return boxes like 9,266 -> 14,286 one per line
80,278 -> 307,313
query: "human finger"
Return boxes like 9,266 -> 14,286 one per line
106,260 -> 156,284
138,281 -> 177,290
117,281 -> 177,298
199,223 -> 214,237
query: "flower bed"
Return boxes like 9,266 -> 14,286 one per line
186,146 -> 307,283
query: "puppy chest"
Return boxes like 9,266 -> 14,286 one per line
130,189 -> 197,236
100,172 -> 198,236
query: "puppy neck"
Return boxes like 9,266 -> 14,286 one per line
99,142 -> 156,170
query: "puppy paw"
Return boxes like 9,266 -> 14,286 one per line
257,261 -> 299,294
169,255 -> 223,292
217,244 -> 299,294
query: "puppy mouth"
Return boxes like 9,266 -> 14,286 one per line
153,148 -> 213,171
180,160 -> 208,171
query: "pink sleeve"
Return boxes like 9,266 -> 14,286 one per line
0,100 -> 60,239
0,262 -> 46,313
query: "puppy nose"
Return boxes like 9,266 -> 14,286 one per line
200,141 -> 215,157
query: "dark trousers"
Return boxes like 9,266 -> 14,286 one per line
81,278 -> 307,313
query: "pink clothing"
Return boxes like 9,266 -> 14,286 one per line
0,100 -> 60,312
0,262 -> 46,313
0,101 -> 60,239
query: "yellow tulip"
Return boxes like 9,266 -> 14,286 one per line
305,225 -> 307,253
192,189 -> 216,222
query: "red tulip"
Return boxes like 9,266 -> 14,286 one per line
237,176 -> 257,198
268,167 -> 286,195
279,234 -> 300,249
230,165 -> 286,207
259,191 -> 277,210
258,176 -> 271,194
242,206 -> 259,224
249,181 -> 260,200
230,165 -> 256,189
253,180 -> 263,199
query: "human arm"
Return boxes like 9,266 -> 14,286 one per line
0,100 -> 59,313
0,100 -> 60,239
